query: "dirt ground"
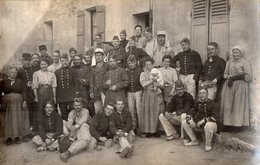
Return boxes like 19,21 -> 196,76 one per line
0,133 -> 259,165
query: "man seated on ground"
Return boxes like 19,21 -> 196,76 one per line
90,102 -> 115,148
32,101 -> 63,152
159,80 -> 194,141
110,98 -> 135,158
182,88 -> 219,151
60,97 -> 92,162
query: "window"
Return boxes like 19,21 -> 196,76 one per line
87,6 -> 105,46
191,0 -> 229,62
133,11 -> 152,29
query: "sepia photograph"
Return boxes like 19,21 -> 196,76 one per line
0,0 -> 260,164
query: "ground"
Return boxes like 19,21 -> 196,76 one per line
0,131 -> 260,165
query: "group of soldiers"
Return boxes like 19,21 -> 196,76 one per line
0,24 -> 252,162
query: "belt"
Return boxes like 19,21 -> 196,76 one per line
39,84 -> 51,88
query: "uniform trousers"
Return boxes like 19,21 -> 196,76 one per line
32,133 -> 59,149
127,91 -> 142,130
94,92 -> 105,114
180,74 -> 196,99
114,130 -> 135,152
182,120 -> 217,146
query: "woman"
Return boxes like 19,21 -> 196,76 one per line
32,59 -> 57,129
0,66 -> 30,145
221,46 -> 252,131
140,57 -> 165,137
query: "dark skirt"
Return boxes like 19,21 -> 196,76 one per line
2,93 -> 30,139
37,86 -> 54,123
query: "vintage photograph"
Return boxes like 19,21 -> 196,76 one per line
0,0 -> 260,164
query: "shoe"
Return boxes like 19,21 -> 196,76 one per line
140,133 -> 148,138
22,135 -> 31,142
14,137 -> 21,144
48,146 -> 56,152
119,147 -> 129,158
105,139 -> 113,148
183,139 -> 190,145
184,140 -> 199,146
60,151 -> 71,162
95,146 -> 102,151
205,145 -> 212,151
6,138 -> 12,145
166,134 -> 179,141
126,146 -> 134,158
37,146 -> 47,152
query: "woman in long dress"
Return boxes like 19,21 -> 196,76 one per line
0,66 -> 30,145
221,46 -> 252,131
32,59 -> 57,129
140,57 -> 165,137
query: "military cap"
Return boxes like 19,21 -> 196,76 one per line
39,45 -> 47,51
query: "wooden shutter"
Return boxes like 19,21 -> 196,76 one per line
191,0 -> 209,62
209,0 -> 229,60
77,10 -> 85,54
96,6 -> 105,40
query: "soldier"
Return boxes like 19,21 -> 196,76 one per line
55,53 -> 78,120
199,42 -> 226,101
48,50 -> 61,73
71,54 -> 91,108
103,56 -> 129,106
38,45 -> 53,65
107,35 -> 127,69
31,53 -> 40,73
68,47 -> 77,67
182,88 -> 220,151
17,53 -> 36,131
89,48 -> 109,113
119,30 -> 128,49
126,35 -> 149,68
172,38 -> 202,98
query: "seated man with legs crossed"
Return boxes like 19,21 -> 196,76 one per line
182,87 -> 220,151
159,80 -> 194,141
32,101 -> 63,152
90,102 -> 115,148
110,97 -> 135,158
60,97 -> 92,162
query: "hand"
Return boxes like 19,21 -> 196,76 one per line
211,79 -> 217,85
99,137 -> 107,142
106,79 -> 112,86
189,120 -> 196,128
41,142 -> 47,147
53,98 -> 57,104
116,130 -> 124,137
165,112 -> 173,120
45,138 -> 53,145
22,101 -> 27,109
70,125 -> 78,133
90,93 -> 94,99
196,119 -> 205,127
110,85 -> 117,91
34,97 -> 38,102
80,79 -> 87,85
176,68 -> 180,72
227,78 -> 234,87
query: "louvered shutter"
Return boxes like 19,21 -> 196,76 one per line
191,0 -> 209,62
77,10 -> 85,54
209,0 -> 229,60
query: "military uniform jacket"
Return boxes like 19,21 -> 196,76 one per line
188,99 -> 220,128
109,109 -> 133,135
173,49 -> 202,81
108,47 -> 127,69
200,56 -> 226,83
126,46 -> 149,68
90,112 -> 112,141
17,67 -> 35,103
89,62 -> 109,100
126,67 -> 143,93
55,66 -> 77,102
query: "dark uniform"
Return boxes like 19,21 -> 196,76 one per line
71,64 -> 91,108
55,66 -> 78,120
108,47 -> 127,69
126,46 -> 149,68
200,56 -> 226,101
17,66 -> 36,129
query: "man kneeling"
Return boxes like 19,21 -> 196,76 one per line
32,101 -> 63,152
60,98 -> 92,162
182,88 -> 219,151
110,98 -> 135,158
